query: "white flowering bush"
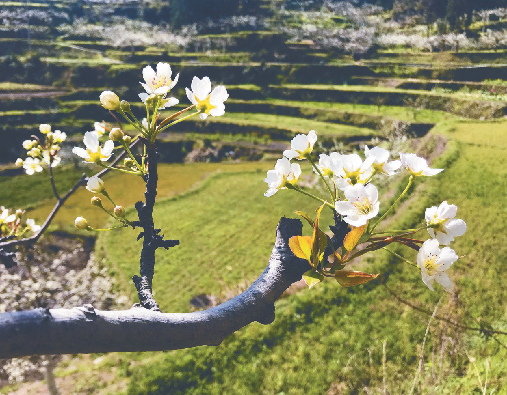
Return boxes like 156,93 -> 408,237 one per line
264,131 -> 466,292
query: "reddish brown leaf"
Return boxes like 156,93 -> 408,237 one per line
335,270 -> 379,287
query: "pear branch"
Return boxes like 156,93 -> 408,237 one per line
0,218 -> 310,359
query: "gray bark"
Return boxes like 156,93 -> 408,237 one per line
0,217 -> 310,359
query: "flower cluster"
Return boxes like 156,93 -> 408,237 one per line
417,201 -> 466,292
15,124 -> 66,175
99,62 -> 228,135
265,130 -> 464,293
0,206 -> 41,238
265,130 -> 442,226
71,62 -> 231,232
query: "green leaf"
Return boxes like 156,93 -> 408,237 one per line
303,270 -> 324,288
295,210 -> 315,228
311,203 -> 327,268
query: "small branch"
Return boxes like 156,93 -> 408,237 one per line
133,142 -> 179,311
48,161 -> 60,201
0,174 -> 87,251
383,284 -> 507,336
0,218 -> 310,359
409,299 -> 441,395
0,139 -> 142,262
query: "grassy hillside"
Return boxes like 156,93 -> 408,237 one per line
81,120 -> 507,394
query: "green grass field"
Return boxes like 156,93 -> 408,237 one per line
81,119 -> 507,394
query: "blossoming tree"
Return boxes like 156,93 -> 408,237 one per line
0,62 -> 466,360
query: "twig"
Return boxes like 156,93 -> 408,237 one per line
409,299 -> 440,395
48,160 -> 60,201
382,339 -> 387,395
383,284 -> 507,337
0,139 -> 141,253
0,174 -> 87,250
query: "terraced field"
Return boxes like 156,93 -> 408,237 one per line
3,6 -> 507,393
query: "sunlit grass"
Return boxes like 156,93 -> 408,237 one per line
10,162 -> 273,230
99,120 -> 507,393
203,112 -> 378,137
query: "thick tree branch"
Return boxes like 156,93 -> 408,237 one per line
0,217 -> 309,359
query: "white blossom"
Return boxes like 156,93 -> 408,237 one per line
364,145 -> 401,176
72,132 -> 114,163
22,140 -> 36,150
140,62 -> 179,95
315,152 -> 342,177
0,206 -> 16,225
417,239 -> 458,292
333,153 -> 375,190
400,153 -> 443,177
52,130 -> 66,143
425,201 -> 467,245
334,183 -> 380,227
185,76 -> 228,120
22,157 -> 43,175
99,91 -> 120,110
138,92 -> 179,109
283,130 -> 318,160
39,124 -> 51,134
25,218 -> 41,234
74,217 -> 89,230
93,122 -> 106,138
264,157 -> 302,197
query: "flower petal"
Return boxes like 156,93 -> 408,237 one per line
435,272 -> 454,292
83,132 -> 99,152
437,247 -> 458,271
445,218 -> 467,237
186,88 -> 197,105
72,147 -> 89,159
209,85 -> 229,105
142,66 -> 156,85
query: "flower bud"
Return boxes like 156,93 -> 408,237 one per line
22,140 -> 34,150
28,148 -> 41,157
91,196 -> 102,207
46,132 -> 54,145
86,176 -> 105,194
74,217 -> 89,230
99,91 -> 120,110
122,135 -> 132,145
15,158 -> 24,167
114,205 -> 126,217
109,128 -> 124,142
120,100 -> 131,113
124,158 -> 134,167
39,124 -> 51,134
15,209 -> 24,218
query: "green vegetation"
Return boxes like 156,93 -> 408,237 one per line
203,112 -> 377,137
4,0 -> 507,392
98,120 -> 507,394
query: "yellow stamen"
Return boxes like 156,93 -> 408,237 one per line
353,198 -> 372,215
87,150 -> 105,163
424,256 -> 438,276
195,94 -> 216,114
